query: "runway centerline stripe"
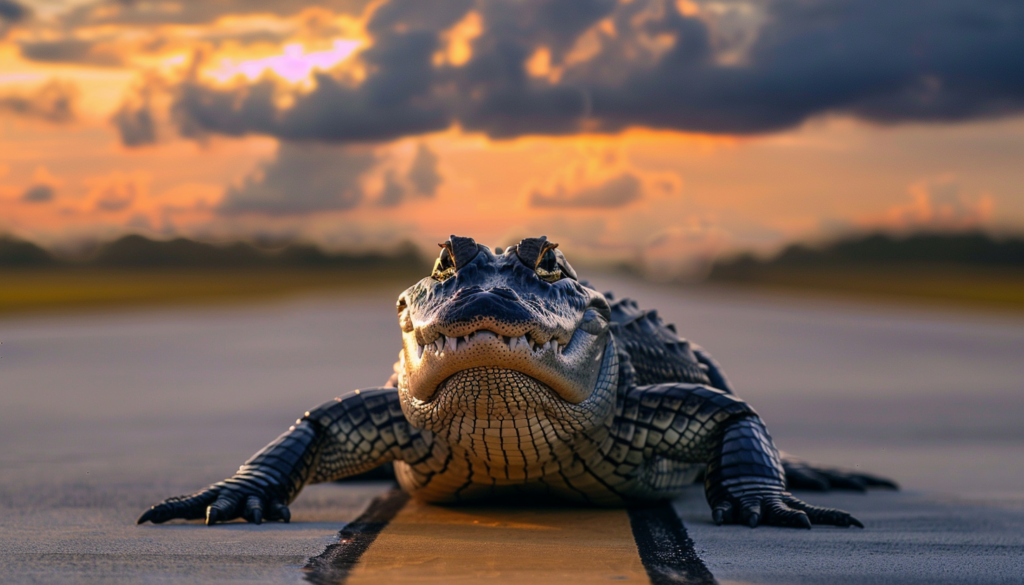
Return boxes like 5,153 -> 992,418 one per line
304,489 -> 409,585
304,490 -> 717,585
628,504 -> 717,585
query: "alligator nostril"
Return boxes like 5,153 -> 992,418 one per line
488,287 -> 519,301
451,286 -> 484,299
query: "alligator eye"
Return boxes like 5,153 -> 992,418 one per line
535,245 -> 563,283
538,248 -> 558,272
431,244 -> 456,281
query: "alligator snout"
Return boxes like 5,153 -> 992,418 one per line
412,287 -> 572,349
441,288 -> 532,328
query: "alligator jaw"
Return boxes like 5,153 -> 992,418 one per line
414,330 -> 567,360
400,314 -> 608,405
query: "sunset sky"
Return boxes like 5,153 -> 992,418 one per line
0,0 -> 1021,274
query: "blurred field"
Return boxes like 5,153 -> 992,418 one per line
0,268 -> 421,315
707,265 -> 1024,312
5,264 -> 1024,317
5,231 -> 1024,315
707,232 -> 1024,312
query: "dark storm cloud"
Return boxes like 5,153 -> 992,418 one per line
219,143 -> 377,216
375,170 -> 406,207
112,94 -> 157,147
374,143 -> 444,206
0,80 -> 76,123
530,172 -> 641,208
172,1 -> 474,142
15,1 -> 368,68
0,0 -> 29,39
112,102 -> 156,146
0,0 -> 27,22
168,0 -> 1024,142
19,38 -> 123,67
21,184 -> 54,203
406,143 -> 442,196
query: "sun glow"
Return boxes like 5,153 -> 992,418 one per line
206,39 -> 362,85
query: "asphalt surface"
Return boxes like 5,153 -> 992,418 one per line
2,276 -> 1023,583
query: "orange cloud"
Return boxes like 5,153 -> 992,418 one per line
871,175 -> 994,231
0,79 -> 77,123
433,10 -> 481,67
525,147 -> 682,209
641,219 -> 729,281
84,171 -> 150,213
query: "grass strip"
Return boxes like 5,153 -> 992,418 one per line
0,268 -> 421,315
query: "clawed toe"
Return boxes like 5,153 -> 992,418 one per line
244,495 -> 264,525
712,502 -> 731,525
784,496 -> 864,528
138,490 -> 220,525
269,500 -> 291,523
764,500 -> 812,529
136,508 -> 157,525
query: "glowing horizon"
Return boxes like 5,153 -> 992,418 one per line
0,0 -> 1021,276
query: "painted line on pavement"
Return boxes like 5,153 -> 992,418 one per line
304,490 -> 410,585
629,503 -> 716,585
305,491 -> 716,584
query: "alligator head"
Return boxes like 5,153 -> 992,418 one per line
395,235 -> 617,463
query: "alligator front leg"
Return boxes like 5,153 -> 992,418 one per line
138,388 -> 418,525
628,383 -> 862,528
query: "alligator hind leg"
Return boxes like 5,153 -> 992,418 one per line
781,452 -> 898,491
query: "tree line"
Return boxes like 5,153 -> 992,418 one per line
711,231 -> 1024,279
0,234 -> 427,270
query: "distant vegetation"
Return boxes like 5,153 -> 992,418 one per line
0,234 -> 428,270
0,234 -> 430,314
711,232 -> 1024,276
4,231 -> 1024,313
709,231 -> 1024,310
0,236 -> 56,267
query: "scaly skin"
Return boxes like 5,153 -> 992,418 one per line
139,235 -> 894,529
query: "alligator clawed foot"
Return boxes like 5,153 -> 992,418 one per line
138,487 -> 291,526
712,494 -> 863,529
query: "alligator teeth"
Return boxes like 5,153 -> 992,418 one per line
419,331 -> 560,356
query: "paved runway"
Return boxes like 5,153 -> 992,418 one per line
2,276 -> 1023,583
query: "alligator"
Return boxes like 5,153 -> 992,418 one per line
139,235 -> 895,529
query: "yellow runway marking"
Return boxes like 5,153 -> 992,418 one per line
346,498 -> 649,584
